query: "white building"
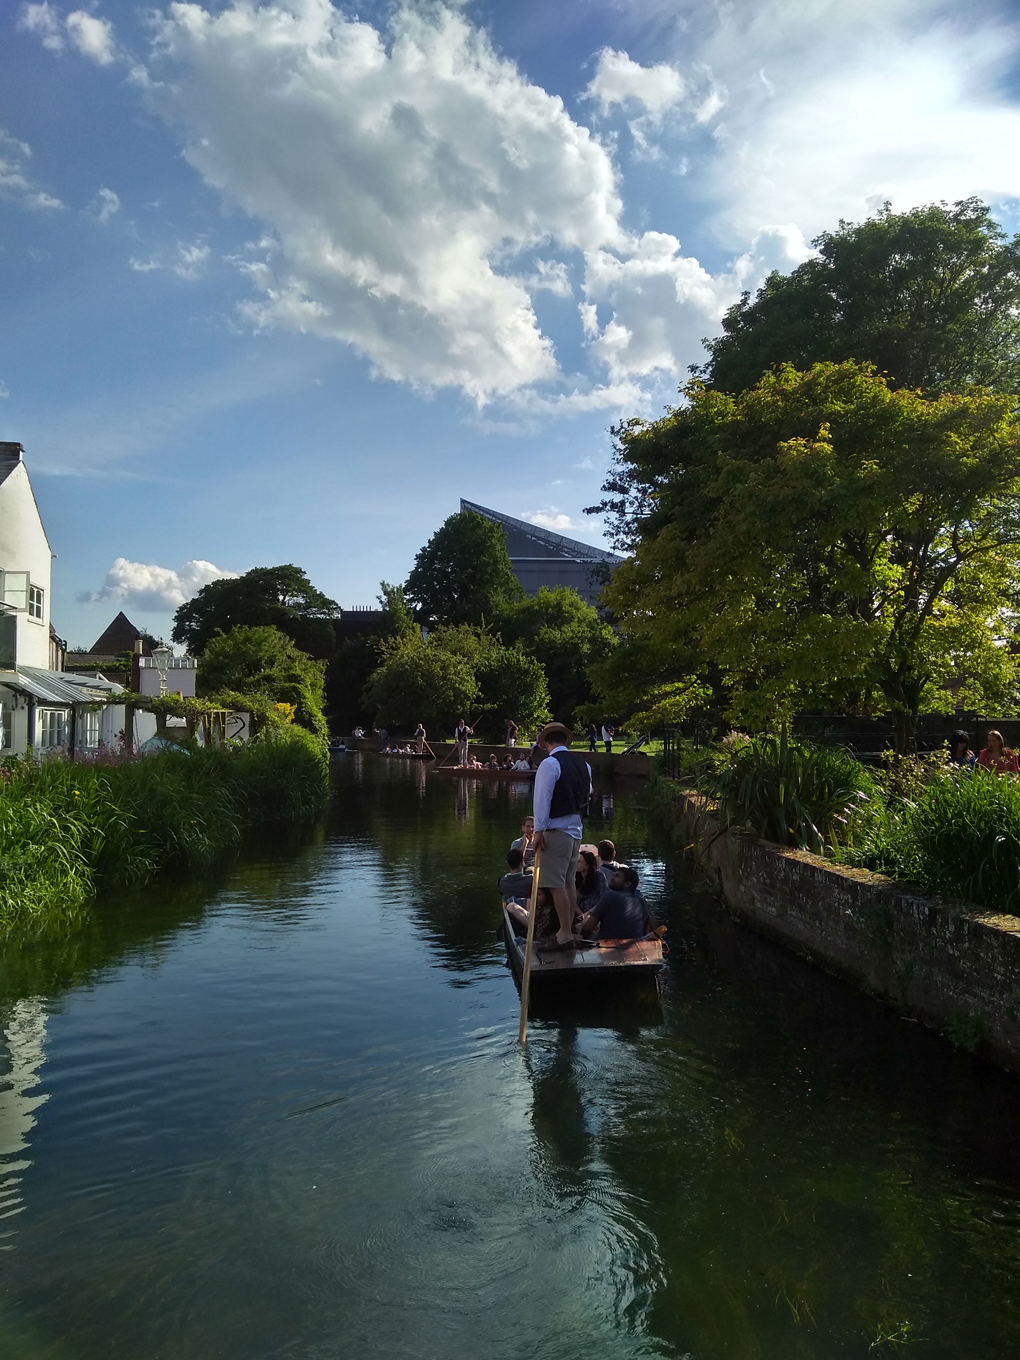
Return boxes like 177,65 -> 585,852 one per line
0,442 -> 127,756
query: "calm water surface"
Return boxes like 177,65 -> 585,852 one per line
2,756 -> 1020,1359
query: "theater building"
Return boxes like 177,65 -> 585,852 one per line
461,500 -> 621,606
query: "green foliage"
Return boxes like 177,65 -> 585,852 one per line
0,736 -> 328,935
704,735 -> 879,854
404,510 -> 522,626
893,768 -> 1020,913
498,586 -> 615,724
702,198 -> 1020,395
172,564 -> 339,659
596,361 -> 1020,749
363,631 -> 478,729
363,624 -> 549,736
197,625 -> 328,740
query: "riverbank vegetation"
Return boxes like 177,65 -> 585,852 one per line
656,733 -> 1020,916
0,732 -> 329,936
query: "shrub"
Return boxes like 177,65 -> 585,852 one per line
704,733 -> 878,854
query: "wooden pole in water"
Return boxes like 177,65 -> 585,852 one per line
518,850 -> 542,1044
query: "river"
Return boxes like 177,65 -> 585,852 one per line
1,754 -> 1019,1359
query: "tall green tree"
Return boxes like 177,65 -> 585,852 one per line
364,624 -> 549,737
173,565 -> 339,659
702,199 -> 1020,395
198,625 -> 328,739
499,586 -> 616,724
596,362 -> 1020,750
404,511 -> 522,625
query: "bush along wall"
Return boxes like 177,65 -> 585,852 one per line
0,730 -> 329,936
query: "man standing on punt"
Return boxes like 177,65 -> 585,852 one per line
531,723 -> 593,949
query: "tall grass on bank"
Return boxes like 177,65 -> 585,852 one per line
0,732 -> 329,935
847,767 -> 1020,914
703,734 -> 878,854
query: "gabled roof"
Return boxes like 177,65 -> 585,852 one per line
0,443 -> 23,490
90,611 -> 152,656
460,500 -> 622,563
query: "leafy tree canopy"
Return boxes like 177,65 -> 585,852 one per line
595,361 -> 1020,749
702,199 -> 1020,395
499,586 -> 616,725
197,625 -> 328,739
364,624 -> 549,737
172,565 -> 339,659
404,511 -> 522,626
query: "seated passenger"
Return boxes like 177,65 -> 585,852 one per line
596,838 -> 621,892
577,866 -> 653,941
499,848 -> 535,929
502,754 -> 515,770
510,815 -> 536,867
487,754 -> 500,770
513,756 -> 532,772
575,849 -> 603,913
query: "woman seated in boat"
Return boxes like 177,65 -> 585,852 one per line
577,866 -> 654,941
499,848 -> 535,930
575,850 -> 603,913
487,754 -> 501,770
501,754 -> 515,770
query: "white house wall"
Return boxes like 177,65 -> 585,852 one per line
0,463 -> 52,669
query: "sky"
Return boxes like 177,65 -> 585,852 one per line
3,0 -> 1020,649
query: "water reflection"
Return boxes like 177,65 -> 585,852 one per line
0,999 -> 48,1244
0,758 -> 1018,1359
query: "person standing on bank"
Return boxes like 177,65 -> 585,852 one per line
531,722 -> 593,948
506,719 -> 519,748
601,722 -> 615,754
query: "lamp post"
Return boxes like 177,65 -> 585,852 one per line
152,641 -> 171,697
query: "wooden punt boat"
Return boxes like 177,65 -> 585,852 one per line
377,750 -> 433,759
434,766 -> 536,778
501,903 -> 664,986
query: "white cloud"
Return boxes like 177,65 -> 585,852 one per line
0,129 -> 63,210
78,558 -> 237,612
88,186 -> 120,223
66,10 -> 115,65
144,2 -> 627,401
0,383 -> 9,400
129,239 -> 210,280
19,4 -> 117,65
18,3 -> 64,52
674,0 -> 1020,242
585,49 -> 685,121
524,510 -> 593,533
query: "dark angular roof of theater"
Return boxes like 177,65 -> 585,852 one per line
460,500 -> 622,563
0,443 -> 24,489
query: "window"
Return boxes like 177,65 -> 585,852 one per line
81,709 -> 101,750
38,708 -> 66,749
28,584 -> 44,621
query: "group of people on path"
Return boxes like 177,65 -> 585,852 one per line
497,721 -> 656,948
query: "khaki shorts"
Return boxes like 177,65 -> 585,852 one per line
538,829 -> 580,888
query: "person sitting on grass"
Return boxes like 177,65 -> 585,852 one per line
978,730 -> 1020,775
577,866 -> 653,941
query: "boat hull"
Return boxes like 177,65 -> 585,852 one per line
501,905 -> 664,985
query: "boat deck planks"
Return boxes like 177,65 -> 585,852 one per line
501,904 -> 663,984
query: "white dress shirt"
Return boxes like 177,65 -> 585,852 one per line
533,743 -> 593,839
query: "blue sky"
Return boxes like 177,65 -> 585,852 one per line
3,0 -> 1020,649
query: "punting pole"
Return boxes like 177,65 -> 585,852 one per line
517,850 -> 542,1044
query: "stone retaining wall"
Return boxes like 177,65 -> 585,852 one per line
676,790 -> 1020,1075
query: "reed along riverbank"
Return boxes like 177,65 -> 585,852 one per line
0,732 -> 329,935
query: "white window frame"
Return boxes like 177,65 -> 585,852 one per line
81,708 -> 101,750
38,708 -> 67,750
27,584 -> 44,622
